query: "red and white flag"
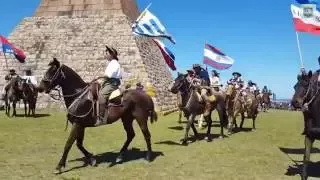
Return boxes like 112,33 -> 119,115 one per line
291,4 -> 320,35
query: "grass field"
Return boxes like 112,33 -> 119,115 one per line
0,109 -> 319,180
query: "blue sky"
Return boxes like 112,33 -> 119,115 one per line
1,0 -> 320,99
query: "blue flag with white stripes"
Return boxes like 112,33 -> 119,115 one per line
132,9 -> 176,44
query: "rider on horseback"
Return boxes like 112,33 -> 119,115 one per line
95,46 -> 121,126
247,80 -> 257,93
262,86 -> 268,94
3,69 -> 19,96
22,69 -> 38,86
191,64 -> 213,116
227,72 -> 246,107
210,70 -> 222,92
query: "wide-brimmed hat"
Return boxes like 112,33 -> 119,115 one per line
136,82 -> 144,87
186,70 -> 194,74
232,72 -> 241,77
192,64 -> 201,69
211,70 -> 220,75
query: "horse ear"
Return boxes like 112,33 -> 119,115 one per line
49,58 -> 60,68
297,75 -> 302,81
308,70 -> 313,78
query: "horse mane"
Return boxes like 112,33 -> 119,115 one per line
61,64 -> 87,87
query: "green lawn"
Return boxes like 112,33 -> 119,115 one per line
0,109 -> 319,180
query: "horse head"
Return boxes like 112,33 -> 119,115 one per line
169,72 -> 189,94
291,70 -> 315,109
38,58 -> 66,93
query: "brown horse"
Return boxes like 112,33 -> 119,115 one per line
170,73 -> 228,145
37,58 -> 158,174
20,79 -> 38,117
4,77 -> 25,117
291,70 -> 320,180
225,85 -> 259,134
261,92 -> 271,112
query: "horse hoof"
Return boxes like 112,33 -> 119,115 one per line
145,153 -> 152,162
89,157 -> 97,167
116,154 -> 124,163
219,136 -> 224,139
205,137 -> 212,142
180,140 -> 188,146
252,128 -> 256,132
54,165 -> 65,175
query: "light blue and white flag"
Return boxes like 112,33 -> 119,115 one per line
132,7 -> 176,44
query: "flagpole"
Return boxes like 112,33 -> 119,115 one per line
136,3 -> 152,22
3,53 -> 8,70
295,31 -> 304,68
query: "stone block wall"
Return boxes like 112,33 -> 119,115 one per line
0,13 -> 177,112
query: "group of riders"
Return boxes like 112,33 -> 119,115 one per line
184,63 -> 271,104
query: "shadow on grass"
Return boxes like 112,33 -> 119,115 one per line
155,133 -> 227,146
168,126 -> 184,131
9,113 -> 51,119
66,148 -> 164,172
279,147 -> 320,179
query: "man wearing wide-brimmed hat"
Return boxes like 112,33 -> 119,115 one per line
227,72 -> 243,89
2,69 -> 19,96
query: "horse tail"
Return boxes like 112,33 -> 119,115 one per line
149,109 -> 158,124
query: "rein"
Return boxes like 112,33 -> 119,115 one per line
302,79 -> 320,110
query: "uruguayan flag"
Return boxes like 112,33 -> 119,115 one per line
132,9 -> 176,44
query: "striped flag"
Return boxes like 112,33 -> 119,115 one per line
0,35 -> 26,63
153,39 -> 176,71
291,4 -> 320,35
132,7 -> 175,44
203,43 -> 234,70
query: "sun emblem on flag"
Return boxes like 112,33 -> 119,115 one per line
302,4 -> 316,18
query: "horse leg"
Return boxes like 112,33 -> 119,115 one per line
190,121 -> 199,139
181,114 -> 195,145
24,100 -> 27,117
204,114 -> 213,142
302,136 -> 314,180
76,126 -> 96,166
116,118 -> 135,163
240,112 -> 245,129
198,114 -> 204,129
55,123 -> 79,174
136,118 -> 153,162
178,110 -> 182,124
12,100 -> 16,117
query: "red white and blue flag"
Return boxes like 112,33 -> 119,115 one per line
0,35 -> 26,63
203,43 -> 234,70
153,39 -> 176,71
291,1 -> 320,35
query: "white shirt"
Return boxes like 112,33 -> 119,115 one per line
104,59 -> 121,79
210,76 -> 221,87
22,76 -> 38,85
249,85 -> 257,93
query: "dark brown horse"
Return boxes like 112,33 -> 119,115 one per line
37,58 -> 158,174
20,79 -> 38,117
291,70 -> 320,180
169,73 -> 228,145
225,85 -> 259,134
261,92 -> 271,112
4,77 -> 25,117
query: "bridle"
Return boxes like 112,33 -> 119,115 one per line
42,65 -> 88,100
300,76 -> 320,109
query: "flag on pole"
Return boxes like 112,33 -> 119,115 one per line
153,39 -> 176,71
0,35 -> 26,63
203,43 -> 234,70
291,4 -> 320,35
132,6 -> 176,44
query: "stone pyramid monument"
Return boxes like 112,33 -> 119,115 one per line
0,0 -> 177,113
